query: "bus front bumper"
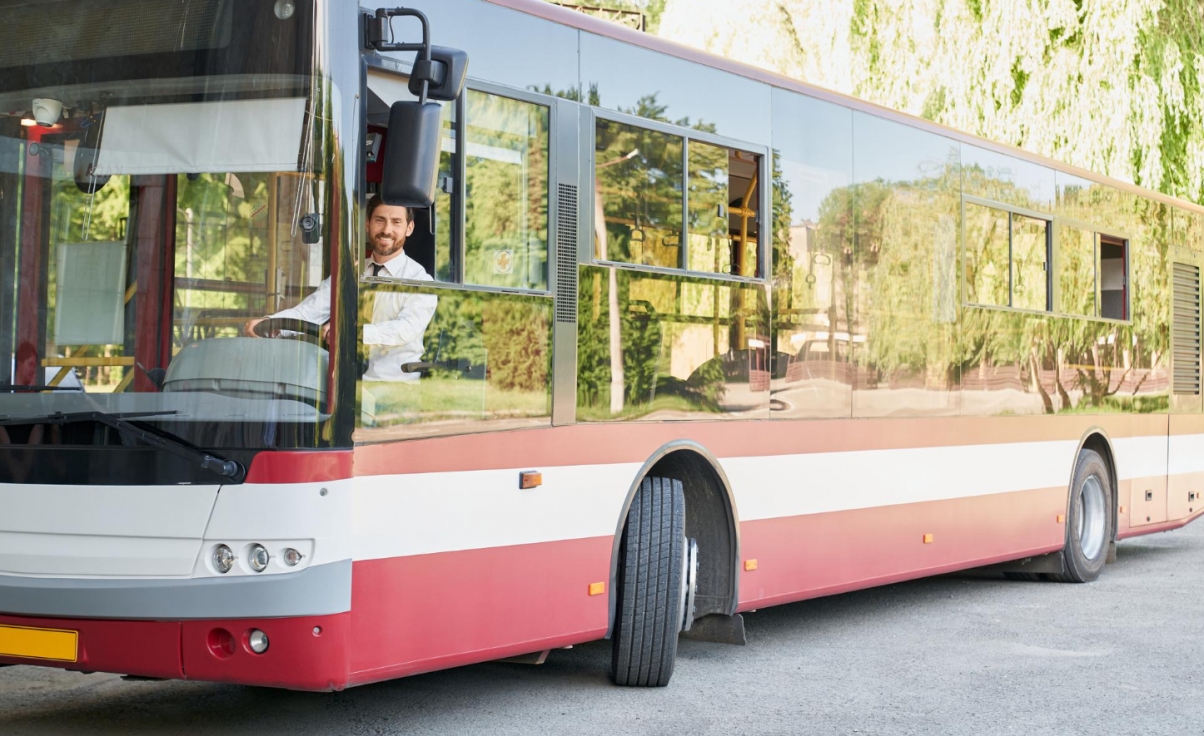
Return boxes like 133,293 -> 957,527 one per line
0,560 -> 353,690
0,610 -> 351,691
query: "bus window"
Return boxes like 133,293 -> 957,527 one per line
1011,214 -> 1049,311
463,90 -> 550,291
965,202 -> 1010,307
1057,225 -> 1096,317
594,119 -> 684,269
1100,236 -> 1127,319
366,69 -> 455,283
687,142 -> 760,278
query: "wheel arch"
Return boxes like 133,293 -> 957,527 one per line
606,440 -> 740,637
1075,427 -> 1119,541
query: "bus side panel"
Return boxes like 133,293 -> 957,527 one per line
735,486 -> 1067,610
346,536 -> 612,684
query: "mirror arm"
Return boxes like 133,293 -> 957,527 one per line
365,7 -> 434,102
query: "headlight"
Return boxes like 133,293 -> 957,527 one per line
248,544 -> 270,573
212,544 -> 234,574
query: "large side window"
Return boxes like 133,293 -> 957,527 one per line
594,116 -> 762,278
357,71 -> 555,442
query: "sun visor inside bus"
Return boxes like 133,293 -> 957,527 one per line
93,98 -> 307,176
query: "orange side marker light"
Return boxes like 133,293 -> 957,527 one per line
588,582 -> 605,596
1056,514 -> 1065,524
1119,505 -> 1126,514
922,533 -> 934,544
519,471 -> 543,489
744,559 -> 758,571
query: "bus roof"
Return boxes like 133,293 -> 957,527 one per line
485,0 -> 1204,219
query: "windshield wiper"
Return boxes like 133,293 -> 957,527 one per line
0,384 -> 83,392
0,411 -> 244,481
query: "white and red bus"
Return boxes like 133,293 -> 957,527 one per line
1,0 -> 1202,690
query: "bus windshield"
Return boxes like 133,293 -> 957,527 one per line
0,0 -> 335,451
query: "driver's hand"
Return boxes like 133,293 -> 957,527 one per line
320,323 -> 331,346
244,317 -> 268,337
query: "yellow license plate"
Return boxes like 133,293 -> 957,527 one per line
0,625 -> 78,662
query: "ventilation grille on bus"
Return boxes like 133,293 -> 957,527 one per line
1173,262 -> 1201,395
555,183 -> 579,324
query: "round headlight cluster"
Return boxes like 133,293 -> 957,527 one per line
212,544 -> 235,574
248,544 -> 271,573
283,548 -> 304,567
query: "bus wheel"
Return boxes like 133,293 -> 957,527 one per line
1050,449 -> 1113,583
611,476 -> 692,687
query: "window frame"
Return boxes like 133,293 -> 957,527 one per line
588,107 -> 770,285
1053,215 -> 1132,324
961,195 -> 1133,324
962,195 -> 1052,314
361,57 -> 558,298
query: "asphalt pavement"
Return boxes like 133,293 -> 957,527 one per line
2,522 -> 1203,736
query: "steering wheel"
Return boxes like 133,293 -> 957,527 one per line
253,317 -> 325,347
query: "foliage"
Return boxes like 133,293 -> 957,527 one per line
660,0 -> 1204,206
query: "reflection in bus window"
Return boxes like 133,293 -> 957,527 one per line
355,285 -> 552,440
464,90 -> 549,290
687,142 -> 760,277
1057,225 -> 1096,316
595,119 -> 683,269
1011,214 -> 1049,311
965,203 -> 1010,307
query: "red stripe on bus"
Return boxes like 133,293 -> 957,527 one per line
352,414 -> 1165,477
737,486 -> 1067,610
347,536 -> 612,684
245,450 -> 353,484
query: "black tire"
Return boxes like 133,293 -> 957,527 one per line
611,477 -> 685,687
1050,449 -> 1114,583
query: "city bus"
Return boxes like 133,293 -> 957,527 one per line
1,0 -> 1202,691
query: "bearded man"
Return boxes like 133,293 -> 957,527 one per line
244,195 -> 437,382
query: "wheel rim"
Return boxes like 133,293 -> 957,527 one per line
1077,475 -> 1107,561
679,537 -> 698,632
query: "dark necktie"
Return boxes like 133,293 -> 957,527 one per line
371,263 -> 385,277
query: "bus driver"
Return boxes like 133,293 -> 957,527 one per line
243,195 -> 437,382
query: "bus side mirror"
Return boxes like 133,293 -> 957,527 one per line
380,100 -> 442,208
407,46 -> 468,102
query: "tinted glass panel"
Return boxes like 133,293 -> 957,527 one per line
770,89 -> 853,419
1057,225 -> 1095,316
594,119 -> 683,269
355,285 -> 552,440
851,113 -> 960,417
964,203 -> 1010,307
961,144 -> 1055,211
581,32 -> 772,144
464,91 -> 550,290
575,266 -> 769,421
686,140 -> 731,274
1011,214 -> 1048,311
686,142 -> 760,277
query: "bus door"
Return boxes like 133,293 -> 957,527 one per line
352,65 -> 592,673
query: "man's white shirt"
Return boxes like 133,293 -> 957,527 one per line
270,252 -> 437,382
